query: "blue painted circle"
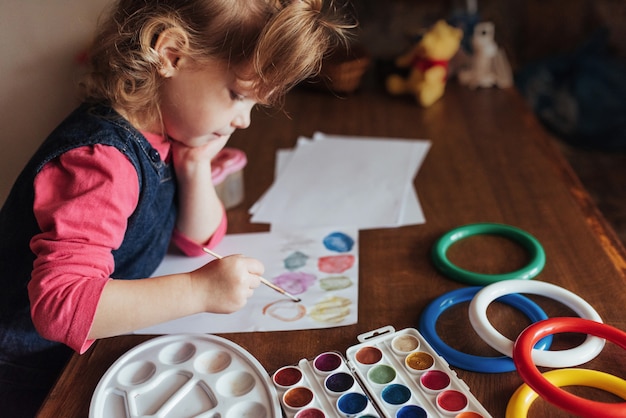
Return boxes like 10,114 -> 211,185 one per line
323,231 -> 355,253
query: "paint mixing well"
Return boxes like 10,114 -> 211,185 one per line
211,147 -> 247,209
273,326 -> 493,418
89,334 -> 280,418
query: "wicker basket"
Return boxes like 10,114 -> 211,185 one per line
313,45 -> 371,94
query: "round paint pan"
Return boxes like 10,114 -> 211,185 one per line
283,386 -> 316,411
436,389 -> 469,415
324,371 -> 356,395
391,334 -> 420,355
313,352 -> 343,375
89,334 -> 280,418
420,370 -> 451,394
273,365 -> 304,390
294,407 -> 326,418
354,345 -> 383,367
405,351 -> 435,374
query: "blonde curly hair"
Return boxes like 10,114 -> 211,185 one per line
80,0 -> 354,124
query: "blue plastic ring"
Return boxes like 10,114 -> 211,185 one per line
419,287 -> 553,373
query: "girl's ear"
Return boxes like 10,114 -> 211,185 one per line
153,27 -> 188,78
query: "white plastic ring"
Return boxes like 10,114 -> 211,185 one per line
468,279 -> 605,367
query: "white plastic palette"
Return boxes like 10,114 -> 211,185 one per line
90,334 -> 281,418
273,326 -> 493,418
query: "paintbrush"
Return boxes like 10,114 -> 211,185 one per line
202,247 -> 302,303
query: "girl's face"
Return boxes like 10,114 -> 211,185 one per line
158,58 -> 258,147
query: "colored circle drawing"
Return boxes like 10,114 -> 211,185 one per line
323,232 -> 355,253
284,251 -> 309,271
272,271 -> 316,295
319,276 -> 352,291
309,296 -> 351,323
262,300 -> 306,322
318,255 -> 355,273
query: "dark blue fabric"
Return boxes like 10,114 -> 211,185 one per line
0,103 -> 177,416
516,29 -> 626,151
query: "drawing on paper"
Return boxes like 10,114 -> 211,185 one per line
319,276 -> 352,291
261,230 -> 357,324
139,227 -> 359,334
284,251 -> 308,270
323,231 -> 355,252
309,296 -> 352,323
318,255 -> 355,273
271,271 -> 316,295
263,300 -> 307,322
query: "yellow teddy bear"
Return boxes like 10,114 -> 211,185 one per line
386,20 -> 463,107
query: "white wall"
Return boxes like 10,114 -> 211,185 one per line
0,0 -> 111,203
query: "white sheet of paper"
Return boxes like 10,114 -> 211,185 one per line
252,146 -> 425,229
135,227 -> 359,334
314,133 -> 428,227
250,134 -> 430,229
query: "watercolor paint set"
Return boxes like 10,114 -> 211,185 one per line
272,326 -> 492,418
89,334 -> 280,418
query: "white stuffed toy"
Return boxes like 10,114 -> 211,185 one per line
458,22 -> 513,89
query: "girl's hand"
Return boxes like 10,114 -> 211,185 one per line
170,136 -> 229,180
170,136 -> 227,244
190,254 -> 263,313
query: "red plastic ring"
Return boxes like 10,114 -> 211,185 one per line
513,317 -> 626,418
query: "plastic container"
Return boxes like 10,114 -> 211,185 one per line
211,147 -> 247,209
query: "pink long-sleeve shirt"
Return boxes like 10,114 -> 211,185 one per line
27,132 -> 226,353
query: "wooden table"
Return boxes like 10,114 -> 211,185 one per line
37,82 -> 626,417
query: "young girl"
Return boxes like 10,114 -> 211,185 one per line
0,0 -> 352,415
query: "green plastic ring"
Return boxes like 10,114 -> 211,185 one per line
431,223 -> 545,285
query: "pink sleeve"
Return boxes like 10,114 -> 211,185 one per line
28,145 -> 139,354
170,205 -> 228,257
